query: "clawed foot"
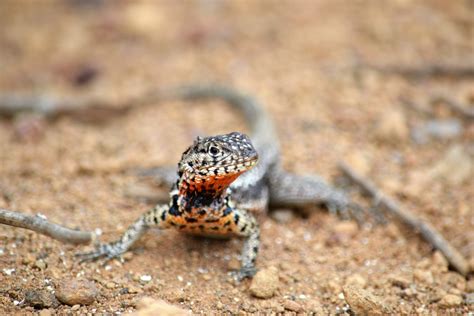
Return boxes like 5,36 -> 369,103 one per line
75,243 -> 125,264
230,265 -> 257,282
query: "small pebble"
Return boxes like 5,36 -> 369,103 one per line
35,259 -> 47,270
55,279 -> 99,306
438,294 -> 462,308
282,299 -> 303,312
71,304 -> 80,311
249,266 -> 280,299
140,275 -> 152,283
24,289 -> 59,308
413,269 -> 434,284
343,285 -> 391,315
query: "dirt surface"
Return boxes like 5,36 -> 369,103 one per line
1,1 -> 473,314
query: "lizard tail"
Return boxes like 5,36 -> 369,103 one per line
155,84 -> 278,154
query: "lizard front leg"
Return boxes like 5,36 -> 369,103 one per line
228,208 -> 260,280
76,204 -> 170,262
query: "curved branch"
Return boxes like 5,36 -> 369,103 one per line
0,208 -> 93,245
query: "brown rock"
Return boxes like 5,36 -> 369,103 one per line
282,299 -> 303,312
438,294 -> 462,308
413,269 -> 434,284
388,274 -> 411,288
24,289 -> 59,309
249,267 -> 279,299
131,297 -> 188,316
55,279 -> 99,306
35,259 -> 47,270
343,285 -> 391,315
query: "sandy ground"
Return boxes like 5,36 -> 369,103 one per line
0,1 -> 473,314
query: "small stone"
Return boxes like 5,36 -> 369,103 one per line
227,258 -> 241,271
38,309 -> 53,316
388,274 -> 411,288
345,274 -> 367,288
413,269 -> 434,284
126,285 -> 143,294
438,294 -> 462,308
35,259 -> 47,270
249,266 -> 279,299
131,297 -> 188,316
270,209 -> 294,224
71,304 -> 80,311
55,279 -> 99,306
269,301 -> 285,313
139,275 -> 152,284
282,299 -> 303,312
106,282 -> 116,289
332,221 -> 359,237
22,253 -> 35,266
442,272 -> 466,291
374,108 -> 409,144
24,289 -> 59,309
202,274 -> 212,281
343,285 -> 391,315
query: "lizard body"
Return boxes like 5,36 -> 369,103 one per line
78,85 -> 358,279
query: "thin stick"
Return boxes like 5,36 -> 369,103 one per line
365,63 -> 474,79
0,208 -> 93,245
338,162 -> 470,276
0,94 -> 131,123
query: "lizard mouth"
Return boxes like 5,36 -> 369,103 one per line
196,155 -> 258,178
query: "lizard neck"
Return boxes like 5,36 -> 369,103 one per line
174,171 -> 238,214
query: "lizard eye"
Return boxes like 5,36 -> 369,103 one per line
208,145 -> 220,156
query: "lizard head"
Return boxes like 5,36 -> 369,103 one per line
178,132 -> 258,192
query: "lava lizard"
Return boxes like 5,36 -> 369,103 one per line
77,85 -> 361,280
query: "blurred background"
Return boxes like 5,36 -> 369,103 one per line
0,0 -> 472,314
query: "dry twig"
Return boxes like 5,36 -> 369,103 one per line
365,63 -> 474,79
0,94 -> 131,123
0,208 -> 93,245
338,162 -> 470,276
